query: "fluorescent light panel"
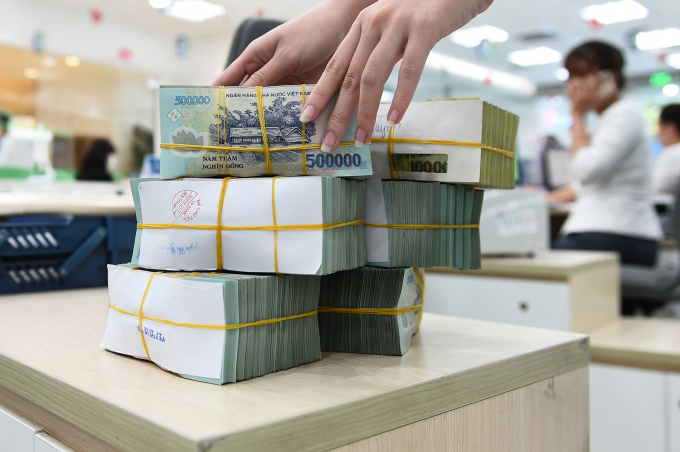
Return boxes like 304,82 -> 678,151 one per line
508,47 -> 562,67
425,51 -> 536,95
635,28 -> 680,50
450,25 -> 509,48
668,54 -> 680,70
161,0 -> 225,22
580,0 -> 648,25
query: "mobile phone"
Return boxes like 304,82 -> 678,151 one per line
598,70 -> 617,99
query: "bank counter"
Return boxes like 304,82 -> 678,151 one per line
0,288 -> 589,452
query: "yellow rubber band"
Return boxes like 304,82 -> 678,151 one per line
160,141 -> 358,153
414,268 -> 426,334
301,84 -> 307,176
138,271 -> 165,361
364,223 -> 479,229
111,302 -> 317,331
255,86 -> 273,175
216,178 -> 232,270
272,177 -> 279,274
137,219 -> 364,231
371,137 -> 515,160
318,303 -> 423,316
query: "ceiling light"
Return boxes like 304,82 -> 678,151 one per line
580,0 -> 648,25
450,25 -> 509,48
425,51 -> 536,95
149,0 -> 172,8
668,54 -> 680,70
24,68 -> 39,79
555,68 -> 569,81
162,0 -> 225,22
664,84 -> 680,97
635,28 -> 680,51
64,56 -> 81,67
508,47 -> 562,67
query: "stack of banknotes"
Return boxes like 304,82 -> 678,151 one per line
101,264 -> 321,384
159,85 -> 372,179
317,267 -> 424,356
365,179 -> 484,269
371,98 -> 519,189
130,176 -> 367,275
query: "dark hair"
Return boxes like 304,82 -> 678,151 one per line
0,113 -> 9,131
661,104 -> 680,134
77,139 -> 115,181
565,41 -> 625,89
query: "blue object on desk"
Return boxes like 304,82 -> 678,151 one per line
0,215 -> 136,294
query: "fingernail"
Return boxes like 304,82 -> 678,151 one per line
321,131 -> 336,152
354,128 -> 367,148
300,105 -> 315,123
386,110 -> 400,127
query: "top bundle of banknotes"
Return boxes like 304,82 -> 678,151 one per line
159,85 -> 518,188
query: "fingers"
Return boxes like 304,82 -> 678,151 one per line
350,37 -> 404,148
212,55 -> 250,86
383,37 -> 429,127
315,31 -> 384,151
299,24 -> 362,125
241,56 -> 295,87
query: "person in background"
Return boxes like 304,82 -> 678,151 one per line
213,0 -> 495,150
77,139 -> 116,181
0,113 -> 10,150
547,41 -> 662,266
653,104 -> 680,196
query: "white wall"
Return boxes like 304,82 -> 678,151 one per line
0,0 -> 228,85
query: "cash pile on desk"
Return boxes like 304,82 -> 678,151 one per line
101,85 -> 519,380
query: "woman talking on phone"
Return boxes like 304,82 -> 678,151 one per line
548,41 -> 661,266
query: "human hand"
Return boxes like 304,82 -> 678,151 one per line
300,0 -> 494,151
212,0 -> 367,87
567,75 -> 599,117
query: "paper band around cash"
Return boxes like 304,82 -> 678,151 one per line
117,269 -> 318,361
137,176 -> 364,274
162,85 -> 513,177
318,268 -> 426,334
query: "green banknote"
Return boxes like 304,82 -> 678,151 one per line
389,154 -> 449,174
159,85 -> 373,179
318,267 -> 424,356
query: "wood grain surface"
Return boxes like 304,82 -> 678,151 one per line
430,250 -> 618,281
0,288 -> 589,452
589,318 -> 680,372
333,367 -> 589,452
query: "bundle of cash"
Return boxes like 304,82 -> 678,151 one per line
370,98 -> 519,189
365,179 -> 484,269
159,85 -> 372,179
101,264 -> 321,384
317,267 -> 424,356
130,176 -> 367,275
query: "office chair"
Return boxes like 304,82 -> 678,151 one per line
226,18 -> 284,67
621,183 -> 680,314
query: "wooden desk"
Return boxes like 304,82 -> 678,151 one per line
426,250 -> 620,333
0,181 -> 135,216
0,288 -> 589,452
587,318 -> 680,452
589,318 -> 680,373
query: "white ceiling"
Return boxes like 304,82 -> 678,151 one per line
37,0 -> 680,89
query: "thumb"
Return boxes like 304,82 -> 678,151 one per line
241,57 -> 295,87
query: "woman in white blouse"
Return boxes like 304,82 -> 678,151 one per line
548,41 -> 662,266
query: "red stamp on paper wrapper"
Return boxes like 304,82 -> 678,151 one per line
172,190 -> 201,221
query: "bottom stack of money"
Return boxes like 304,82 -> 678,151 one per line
365,180 -> 484,269
101,264 -> 321,384
317,267 -> 424,356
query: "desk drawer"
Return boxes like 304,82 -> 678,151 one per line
424,273 -> 571,331
0,405 -> 42,452
35,433 -> 74,452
